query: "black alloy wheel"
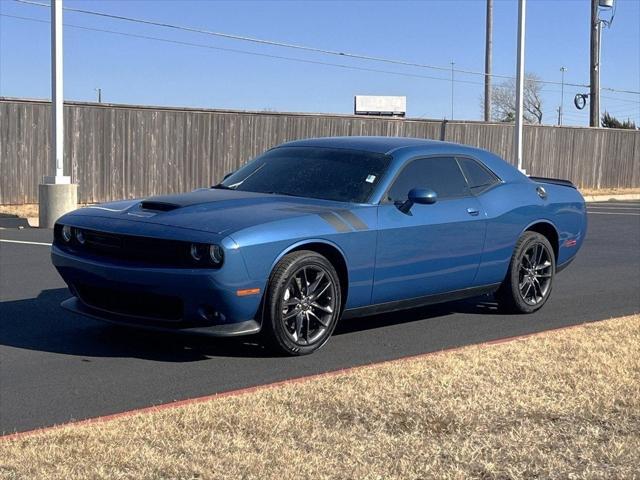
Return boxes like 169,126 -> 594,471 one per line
497,231 -> 556,314
263,250 -> 342,355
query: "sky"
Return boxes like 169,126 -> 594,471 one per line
0,0 -> 639,126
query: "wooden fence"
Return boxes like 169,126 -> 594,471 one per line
1,98 -> 638,205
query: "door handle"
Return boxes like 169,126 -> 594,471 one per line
467,207 -> 480,216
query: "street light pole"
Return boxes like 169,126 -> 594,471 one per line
558,66 -> 567,126
513,0 -> 526,173
39,0 -> 77,228
49,0 -> 65,183
589,0 -> 601,127
450,61 -> 455,120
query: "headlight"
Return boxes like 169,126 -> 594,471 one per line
190,243 -> 206,261
190,243 -> 223,267
61,225 -> 72,243
209,245 -> 224,265
75,229 -> 85,245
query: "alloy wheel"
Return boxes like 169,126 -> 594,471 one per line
280,265 -> 337,346
518,242 -> 553,306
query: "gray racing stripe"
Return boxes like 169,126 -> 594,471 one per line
318,212 -> 352,233
335,210 -> 368,231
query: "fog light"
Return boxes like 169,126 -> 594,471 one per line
75,229 -> 85,245
198,305 -> 224,322
61,225 -> 72,243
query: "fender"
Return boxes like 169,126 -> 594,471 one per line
250,238 -> 350,327
269,238 -> 348,272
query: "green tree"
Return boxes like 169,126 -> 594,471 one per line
601,111 -> 637,130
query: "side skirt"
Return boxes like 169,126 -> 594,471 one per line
556,257 -> 575,273
341,283 -> 501,320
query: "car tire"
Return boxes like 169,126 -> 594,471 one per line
497,231 -> 556,314
262,250 -> 342,356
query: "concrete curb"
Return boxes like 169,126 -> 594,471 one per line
584,194 -> 640,202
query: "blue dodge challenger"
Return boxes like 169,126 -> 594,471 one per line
52,137 -> 587,355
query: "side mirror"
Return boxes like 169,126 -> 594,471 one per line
398,188 -> 437,214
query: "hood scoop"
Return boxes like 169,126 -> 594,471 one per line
140,201 -> 181,212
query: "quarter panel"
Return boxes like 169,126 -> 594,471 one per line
474,182 -> 586,286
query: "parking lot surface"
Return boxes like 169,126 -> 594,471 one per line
1,202 -> 639,434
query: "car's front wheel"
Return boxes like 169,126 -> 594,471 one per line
262,250 -> 342,355
497,231 -> 556,313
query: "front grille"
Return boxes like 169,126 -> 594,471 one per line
75,283 -> 183,321
80,229 -> 183,264
53,225 -> 215,268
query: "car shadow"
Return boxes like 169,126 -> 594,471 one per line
0,288 -> 501,361
334,296 -> 500,335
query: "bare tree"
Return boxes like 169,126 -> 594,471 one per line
483,72 -> 544,124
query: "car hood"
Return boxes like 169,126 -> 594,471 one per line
69,189 -> 358,235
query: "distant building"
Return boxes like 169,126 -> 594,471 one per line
354,95 -> 406,117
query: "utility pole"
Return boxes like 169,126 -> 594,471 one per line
484,0 -> 493,122
589,0 -> 600,127
558,66 -> 567,126
95,87 -> 102,103
450,61 -> 455,120
39,0 -> 77,228
513,0 -> 526,172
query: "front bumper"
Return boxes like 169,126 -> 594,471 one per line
51,245 -> 264,336
61,297 -> 261,336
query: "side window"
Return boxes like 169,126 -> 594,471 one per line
387,157 -> 470,203
458,157 -> 500,195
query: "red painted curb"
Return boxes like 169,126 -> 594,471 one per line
0,319 -> 600,442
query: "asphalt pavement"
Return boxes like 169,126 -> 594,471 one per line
1,201 -> 639,434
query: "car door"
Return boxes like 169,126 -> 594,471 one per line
371,156 -> 486,304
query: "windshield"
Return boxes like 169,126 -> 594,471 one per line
219,147 -> 390,203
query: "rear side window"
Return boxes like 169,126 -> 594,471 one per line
458,157 -> 500,194
387,157 -> 469,202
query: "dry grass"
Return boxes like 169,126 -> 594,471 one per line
579,187 -> 640,197
1,315 -> 639,480
0,204 -> 39,219
0,203 -> 93,219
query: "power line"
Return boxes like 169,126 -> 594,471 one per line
15,0 -> 636,93
600,94 -> 640,105
600,107 -> 640,114
602,108 -> 640,117
12,0 -> 506,78
0,14 -> 486,87
601,87 -> 640,96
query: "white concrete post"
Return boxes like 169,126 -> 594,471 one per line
513,0 -> 526,174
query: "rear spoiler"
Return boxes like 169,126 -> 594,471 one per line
529,176 -> 576,189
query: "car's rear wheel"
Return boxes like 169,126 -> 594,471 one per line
262,250 -> 342,355
497,231 -> 555,314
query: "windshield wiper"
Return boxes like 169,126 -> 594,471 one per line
210,183 -> 233,190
